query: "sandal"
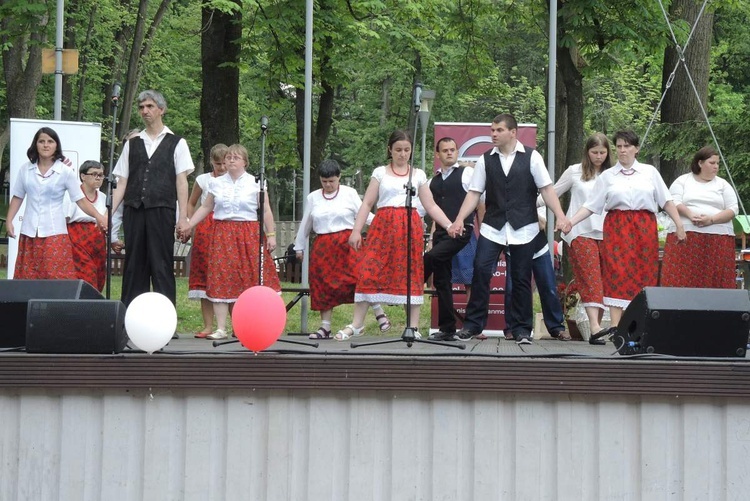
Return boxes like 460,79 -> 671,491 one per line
309,327 -> 331,340
553,330 -> 572,341
335,324 -> 364,341
376,313 -> 391,332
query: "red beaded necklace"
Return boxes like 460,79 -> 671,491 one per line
322,186 -> 340,200
390,162 -> 410,177
82,186 -> 98,203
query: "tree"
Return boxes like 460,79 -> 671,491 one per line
658,0 -> 714,185
200,1 -> 241,168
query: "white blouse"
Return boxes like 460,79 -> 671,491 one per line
12,160 -> 84,237
293,186 -> 374,252
584,160 -> 672,215
668,173 -> 738,236
551,163 -> 605,244
195,173 -> 212,205
372,166 -> 428,209
208,172 -> 264,221
66,188 -> 107,223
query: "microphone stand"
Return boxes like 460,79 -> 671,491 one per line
104,82 -> 121,300
213,116 -> 317,350
351,83 -> 464,350
258,115 -> 268,287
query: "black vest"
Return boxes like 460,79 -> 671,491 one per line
429,166 -> 474,228
123,134 -> 180,209
483,148 -> 538,230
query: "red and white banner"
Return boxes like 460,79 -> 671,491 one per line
433,122 -> 538,170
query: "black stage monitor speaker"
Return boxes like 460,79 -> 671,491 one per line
0,279 -> 103,348
614,287 -> 750,357
26,299 -> 127,354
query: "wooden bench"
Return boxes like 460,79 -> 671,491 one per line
109,241 -> 192,278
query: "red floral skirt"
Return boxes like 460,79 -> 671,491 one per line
660,231 -> 735,288
310,230 -> 359,311
67,222 -> 106,291
602,210 -> 658,306
188,212 -> 214,298
568,236 -> 604,308
206,220 -> 280,301
355,207 -> 424,304
15,234 -> 76,280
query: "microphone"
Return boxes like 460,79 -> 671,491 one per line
261,116 -> 269,131
414,82 -> 423,110
112,82 -> 121,104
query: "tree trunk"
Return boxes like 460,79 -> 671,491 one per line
557,44 -> 584,175
200,3 -> 241,170
659,0 -> 713,185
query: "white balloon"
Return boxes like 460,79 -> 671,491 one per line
124,292 -> 177,354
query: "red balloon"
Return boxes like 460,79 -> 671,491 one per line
232,286 -> 287,352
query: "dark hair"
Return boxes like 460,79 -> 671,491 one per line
26,127 -> 64,163
613,130 -> 640,147
386,130 -> 412,159
318,159 -> 341,178
690,146 -> 719,175
435,137 -> 457,152
492,113 -> 518,131
581,133 -> 612,181
79,160 -> 103,180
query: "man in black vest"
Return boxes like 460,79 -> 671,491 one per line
448,114 -> 569,344
422,137 -> 479,341
112,90 -> 194,311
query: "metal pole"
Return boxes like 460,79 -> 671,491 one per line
546,0 -> 558,246
300,0 -> 313,333
54,0 -> 64,120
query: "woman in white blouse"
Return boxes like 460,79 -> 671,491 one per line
336,130 -> 454,341
187,143 -> 228,338
566,130 -> 685,337
548,133 -> 612,337
185,143 -> 280,340
293,159 -> 392,339
7,127 -> 108,280
661,146 -> 738,288
65,160 -> 108,291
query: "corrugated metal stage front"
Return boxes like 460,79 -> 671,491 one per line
1,336 -> 749,501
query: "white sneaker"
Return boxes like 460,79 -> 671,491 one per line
207,329 -> 227,340
414,330 -> 422,339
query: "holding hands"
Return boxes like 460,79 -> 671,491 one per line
447,221 -> 464,238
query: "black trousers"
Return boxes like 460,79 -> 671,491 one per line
423,227 -> 472,333
463,235 -> 536,336
122,205 -> 177,306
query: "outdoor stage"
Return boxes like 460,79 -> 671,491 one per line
2,334 -> 749,397
3,333 -> 750,500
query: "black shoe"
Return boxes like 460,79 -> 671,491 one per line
172,332 -> 180,340
589,327 -> 613,345
456,329 -> 479,340
589,338 -> 606,345
516,335 -> 532,345
428,331 -> 457,341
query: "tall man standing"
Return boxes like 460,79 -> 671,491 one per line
112,90 -> 194,309
448,114 -> 569,344
422,137 -> 481,341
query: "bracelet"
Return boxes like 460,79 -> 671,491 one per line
446,223 -> 453,231
266,232 -> 276,237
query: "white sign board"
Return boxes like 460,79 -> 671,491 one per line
7,118 -> 102,277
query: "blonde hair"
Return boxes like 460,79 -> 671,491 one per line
210,143 -> 229,163
226,144 -> 249,166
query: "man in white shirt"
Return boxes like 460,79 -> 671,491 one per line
448,114 -> 569,344
111,90 -> 194,311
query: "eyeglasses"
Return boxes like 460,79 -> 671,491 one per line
84,173 -> 105,179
